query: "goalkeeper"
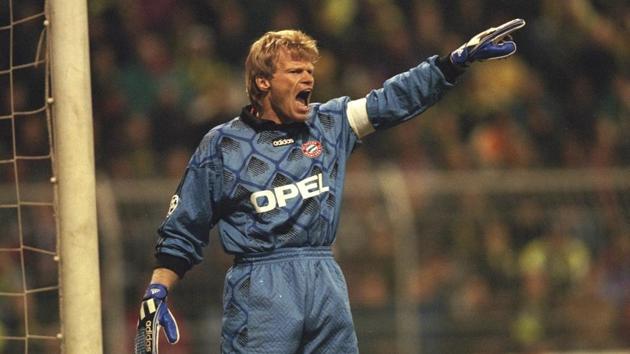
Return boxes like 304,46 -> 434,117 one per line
136,19 -> 525,354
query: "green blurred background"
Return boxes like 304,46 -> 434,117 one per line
1,0 -> 629,353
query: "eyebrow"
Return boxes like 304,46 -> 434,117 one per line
284,62 -> 314,70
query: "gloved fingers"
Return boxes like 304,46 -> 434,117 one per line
152,321 -> 161,353
469,28 -> 496,47
451,18 -> 524,66
135,302 -> 160,354
157,303 -> 180,344
494,34 -> 513,45
483,18 -> 526,44
479,40 -> 517,61
469,19 -> 524,56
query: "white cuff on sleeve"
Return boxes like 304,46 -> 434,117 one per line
346,98 -> 375,138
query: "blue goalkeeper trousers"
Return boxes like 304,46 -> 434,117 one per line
221,247 -> 359,353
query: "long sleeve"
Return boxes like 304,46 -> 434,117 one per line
347,55 -> 456,138
154,130 -> 223,277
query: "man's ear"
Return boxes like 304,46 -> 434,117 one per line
255,76 -> 271,93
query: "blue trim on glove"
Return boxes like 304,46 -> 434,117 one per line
451,18 -> 526,67
135,284 -> 180,353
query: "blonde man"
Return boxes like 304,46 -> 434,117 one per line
137,20 -> 525,354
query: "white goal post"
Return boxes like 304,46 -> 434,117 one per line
48,0 -> 103,352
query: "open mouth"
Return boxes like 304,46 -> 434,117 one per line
296,89 -> 312,107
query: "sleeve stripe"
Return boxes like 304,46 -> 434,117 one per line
346,98 -> 375,138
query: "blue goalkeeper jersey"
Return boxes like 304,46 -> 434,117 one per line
155,55 -> 454,269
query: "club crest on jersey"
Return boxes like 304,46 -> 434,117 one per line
301,141 -> 323,158
272,137 -> 294,147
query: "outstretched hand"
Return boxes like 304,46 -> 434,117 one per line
450,18 -> 526,67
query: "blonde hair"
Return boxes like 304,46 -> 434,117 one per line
245,30 -> 319,112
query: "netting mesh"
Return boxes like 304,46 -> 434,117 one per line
0,0 -> 61,353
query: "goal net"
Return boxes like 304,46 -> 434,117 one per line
1,0 -> 101,352
0,0 -> 61,353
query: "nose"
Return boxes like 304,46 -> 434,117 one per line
302,71 -> 314,84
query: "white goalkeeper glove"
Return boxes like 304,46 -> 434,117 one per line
450,18 -> 526,67
135,284 -> 180,354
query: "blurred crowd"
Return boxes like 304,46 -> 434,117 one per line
1,0 -> 628,175
84,0 -> 629,178
1,0 -> 630,353
336,182 -> 630,353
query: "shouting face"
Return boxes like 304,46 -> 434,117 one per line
257,49 -> 314,124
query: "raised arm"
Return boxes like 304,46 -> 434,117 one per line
346,18 -> 526,139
